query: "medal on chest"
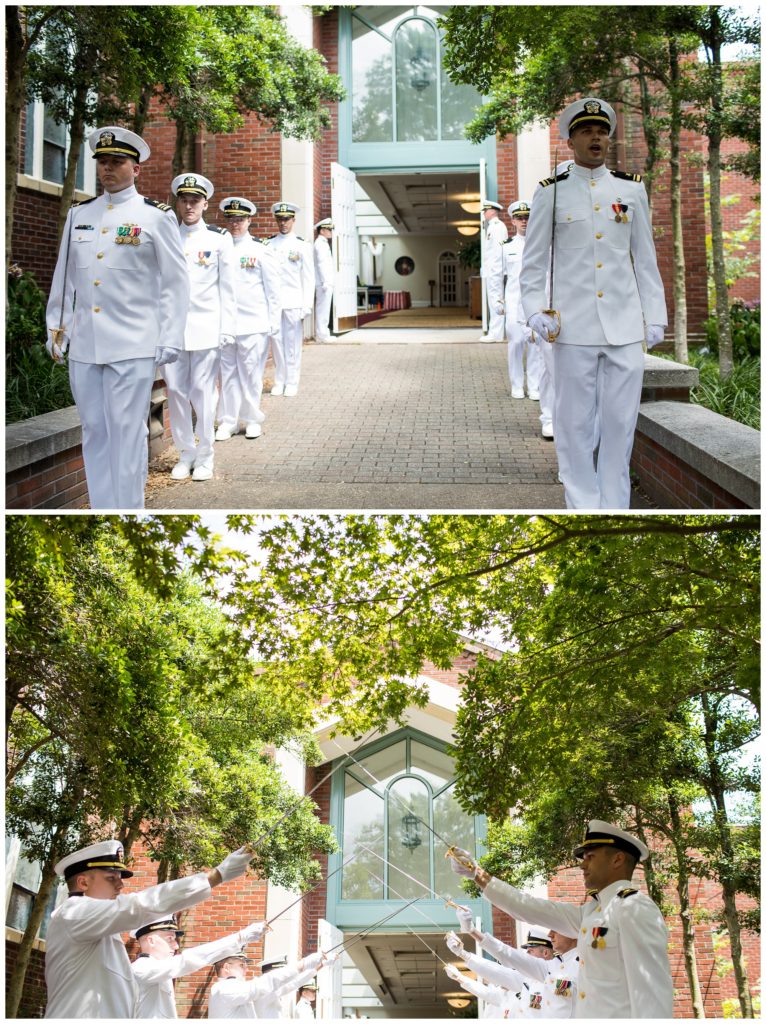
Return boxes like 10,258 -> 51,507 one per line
554,979 -> 573,997
115,224 -> 142,245
612,201 -> 628,223
195,251 -> 213,266
288,250 -> 301,262
591,926 -> 608,949
240,256 -> 259,269
529,992 -> 542,1010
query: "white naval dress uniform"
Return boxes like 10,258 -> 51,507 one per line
482,217 -> 509,340
217,233 -> 282,433
502,234 -> 543,396
294,994 -> 316,1018
463,950 -> 542,1017
452,974 -> 518,1018
481,934 -> 579,1018
520,163 -> 667,508
165,220 -> 237,471
482,877 -> 673,1018
207,963 -> 301,1019
43,873 -> 211,1019
266,232 -> 315,390
46,185 -> 189,509
132,931 -> 245,1018
314,235 -> 334,342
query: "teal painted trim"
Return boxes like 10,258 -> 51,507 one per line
333,897 -> 484,931
337,8 -> 353,169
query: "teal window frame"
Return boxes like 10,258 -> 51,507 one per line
338,7 -> 498,198
326,726 -> 494,933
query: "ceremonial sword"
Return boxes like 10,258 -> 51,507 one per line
50,209 -> 75,363
542,148 -> 562,342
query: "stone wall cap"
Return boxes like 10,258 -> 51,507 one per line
637,401 -> 760,507
643,353 -> 699,388
6,405 -> 82,473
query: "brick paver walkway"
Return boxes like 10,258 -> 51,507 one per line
146,331 -> 651,510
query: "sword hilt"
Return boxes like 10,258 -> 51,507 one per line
49,327 -> 66,363
541,309 -> 561,343
445,846 -> 476,873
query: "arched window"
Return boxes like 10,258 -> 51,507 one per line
338,731 -> 478,902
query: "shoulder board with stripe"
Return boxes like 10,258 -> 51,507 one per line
207,224 -> 226,234
296,236 -> 305,242
72,196 -> 97,207
540,172 -> 569,188
617,887 -> 639,899
144,198 -> 172,212
611,170 -> 643,183
266,234 -> 278,242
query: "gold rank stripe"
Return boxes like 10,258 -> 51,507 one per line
85,860 -> 129,869
96,146 -> 139,157
582,837 -> 616,845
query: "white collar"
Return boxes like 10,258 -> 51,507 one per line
180,219 -> 207,235
104,184 -> 138,205
570,162 -> 610,180
594,878 -> 632,905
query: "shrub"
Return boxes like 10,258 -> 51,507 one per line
688,350 -> 760,430
6,267 -> 74,423
704,301 -> 760,360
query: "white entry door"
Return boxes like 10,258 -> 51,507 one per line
331,162 -> 358,333
317,918 -> 344,1019
479,157 -> 488,333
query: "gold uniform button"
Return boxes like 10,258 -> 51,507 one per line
597,291 -> 604,298
97,252 -> 104,259
590,180 -> 596,187
597,262 -> 603,268
94,280 -> 101,286
93,306 -> 101,312
582,928 -> 587,934
594,204 -> 601,211
107,203 -> 114,209
595,232 -> 603,239
101,227 -> 109,234
579,991 -> 586,1000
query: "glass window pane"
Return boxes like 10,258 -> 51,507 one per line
354,8 -> 411,36
6,886 -> 34,932
15,852 -> 42,892
410,741 -> 454,788
395,19 -> 438,142
433,784 -> 476,898
352,17 -> 393,143
439,38 -> 482,142
24,102 -> 36,176
43,142 -> 65,184
356,741 -> 406,796
342,771 -> 385,899
37,884 -> 60,940
388,777 -> 430,898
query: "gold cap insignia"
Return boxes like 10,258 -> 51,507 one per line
584,100 -> 602,114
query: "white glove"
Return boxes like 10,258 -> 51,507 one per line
46,330 -> 67,363
237,921 -> 266,945
220,334 -> 236,346
448,847 -> 478,879
215,846 -> 252,882
445,931 -> 468,960
445,963 -> 463,983
155,346 -> 180,368
455,905 -> 474,934
322,950 -> 341,965
298,951 -> 324,972
495,300 -> 505,315
645,324 -> 665,349
528,312 -> 558,340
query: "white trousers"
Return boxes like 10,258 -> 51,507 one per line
164,348 -> 220,469
538,336 -> 555,428
485,277 -> 505,339
506,321 -> 543,394
217,333 -> 269,430
553,341 -> 644,509
315,286 -> 333,341
271,308 -> 305,388
69,357 -> 155,510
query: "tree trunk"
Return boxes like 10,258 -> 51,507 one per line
6,7 -> 26,273
705,7 -> 733,379
668,795 -> 705,1017
57,102 -> 86,245
172,119 -> 187,182
668,37 -> 689,363
132,85 -> 152,136
6,860 -> 58,1018
701,694 -> 753,1017
637,67 -> 659,206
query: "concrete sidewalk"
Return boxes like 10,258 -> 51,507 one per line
146,336 -> 647,510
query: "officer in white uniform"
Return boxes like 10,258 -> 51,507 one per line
521,97 -> 667,508
447,931 -> 543,1017
457,908 -> 579,1019
313,219 -> 334,343
266,202 -> 315,397
448,820 -> 674,1018
215,197 -> 281,441
502,201 -> 543,401
480,200 -> 509,342
293,980 -> 317,1018
132,916 -> 266,1018
46,126 -> 189,509
208,951 -> 325,1018
166,172 -> 237,481
444,964 -> 520,1018
44,839 -> 254,1019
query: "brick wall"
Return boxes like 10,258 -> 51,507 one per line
6,445 -> 88,510
5,939 -> 47,1018
315,10 -> 340,224
631,431 -> 752,508
716,136 -> 760,304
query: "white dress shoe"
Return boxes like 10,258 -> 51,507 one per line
192,464 -> 214,481
283,384 -> 298,397
215,425 -> 233,441
541,420 -> 554,440
511,387 -> 525,399
270,383 -> 285,396
528,390 -> 540,401
170,461 -> 193,480
245,421 -> 262,439
479,335 -> 500,343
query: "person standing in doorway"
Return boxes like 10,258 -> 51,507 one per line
313,219 -> 334,343
479,200 -> 508,342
